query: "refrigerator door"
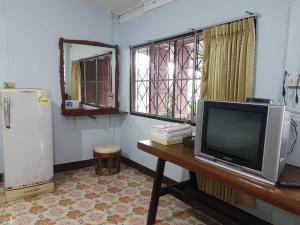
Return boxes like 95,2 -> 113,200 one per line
0,89 -> 53,188
3,96 -> 11,129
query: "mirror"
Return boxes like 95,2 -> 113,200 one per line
59,38 -> 120,116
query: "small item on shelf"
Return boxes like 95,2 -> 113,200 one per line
65,100 -> 81,109
107,92 -> 115,108
183,135 -> 195,149
151,123 -> 192,145
277,181 -> 300,189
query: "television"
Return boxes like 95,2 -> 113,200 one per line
194,100 -> 291,185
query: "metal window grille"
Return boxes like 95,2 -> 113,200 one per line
131,33 -> 203,122
80,54 -> 112,107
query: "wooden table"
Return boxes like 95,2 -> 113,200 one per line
138,140 -> 300,225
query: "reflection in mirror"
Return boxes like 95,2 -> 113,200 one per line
63,43 -> 116,110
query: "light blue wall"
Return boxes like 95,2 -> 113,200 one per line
0,0 -> 299,223
116,0 -> 300,224
284,0 -> 300,168
116,0 -> 292,180
0,0 -> 121,170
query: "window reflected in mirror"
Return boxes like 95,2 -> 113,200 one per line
63,43 -> 116,110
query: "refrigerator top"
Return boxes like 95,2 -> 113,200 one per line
0,89 -> 51,94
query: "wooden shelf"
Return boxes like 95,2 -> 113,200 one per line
61,109 -> 128,117
138,140 -> 300,216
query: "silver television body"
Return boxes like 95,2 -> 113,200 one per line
194,100 -> 291,185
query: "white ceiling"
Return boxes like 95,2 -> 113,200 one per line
80,0 -> 142,15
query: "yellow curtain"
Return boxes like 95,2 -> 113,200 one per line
198,18 -> 256,208
71,61 -> 82,101
201,18 -> 255,101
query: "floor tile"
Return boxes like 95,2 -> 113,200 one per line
0,164 -> 220,225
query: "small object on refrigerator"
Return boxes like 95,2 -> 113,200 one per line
3,81 -> 16,89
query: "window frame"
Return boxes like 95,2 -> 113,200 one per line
80,53 -> 112,107
130,31 -> 203,125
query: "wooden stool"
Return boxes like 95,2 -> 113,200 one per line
93,144 -> 121,175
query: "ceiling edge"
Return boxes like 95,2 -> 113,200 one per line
70,0 -> 113,17
119,0 -> 176,23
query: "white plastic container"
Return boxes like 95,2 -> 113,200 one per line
65,100 -> 81,109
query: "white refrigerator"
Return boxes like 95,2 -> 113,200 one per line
0,89 -> 54,201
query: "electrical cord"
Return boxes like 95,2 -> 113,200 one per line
286,118 -> 298,157
278,118 -> 299,189
283,71 -> 289,105
296,74 -> 300,104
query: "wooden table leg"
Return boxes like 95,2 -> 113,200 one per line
147,158 -> 166,225
189,171 -> 198,189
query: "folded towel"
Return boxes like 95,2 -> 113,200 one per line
151,129 -> 192,139
152,124 -> 190,130
152,124 -> 191,134
152,128 -> 192,135
152,137 -> 183,145
152,124 -> 182,129
151,134 -> 184,141
152,136 -> 183,145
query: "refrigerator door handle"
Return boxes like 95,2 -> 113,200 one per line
4,96 -> 11,129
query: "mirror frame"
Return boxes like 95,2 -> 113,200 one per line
59,37 -> 120,116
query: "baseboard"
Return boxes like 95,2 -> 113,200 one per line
0,157 -> 176,186
0,160 -> 94,182
121,156 -> 177,186
54,159 -> 94,173
55,156 -> 177,185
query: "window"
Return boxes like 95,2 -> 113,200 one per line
130,33 -> 203,122
80,53 -> 112,106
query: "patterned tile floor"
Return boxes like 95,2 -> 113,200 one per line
0,164 -> 220,225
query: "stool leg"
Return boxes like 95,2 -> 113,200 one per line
98,158 -> 102,175
108,158 -> 112,175
93,151 -> 98,174
116,153 -> 121,173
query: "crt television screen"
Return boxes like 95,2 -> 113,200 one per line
202,103 -> 267,170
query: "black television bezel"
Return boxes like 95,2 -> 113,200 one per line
201,101 -> 268,171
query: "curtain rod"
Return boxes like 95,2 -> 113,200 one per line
130,12 -> 259,48
76,52 -> 112,62
199,12 -> 258,31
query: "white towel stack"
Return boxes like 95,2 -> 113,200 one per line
151,123 -> 192,145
